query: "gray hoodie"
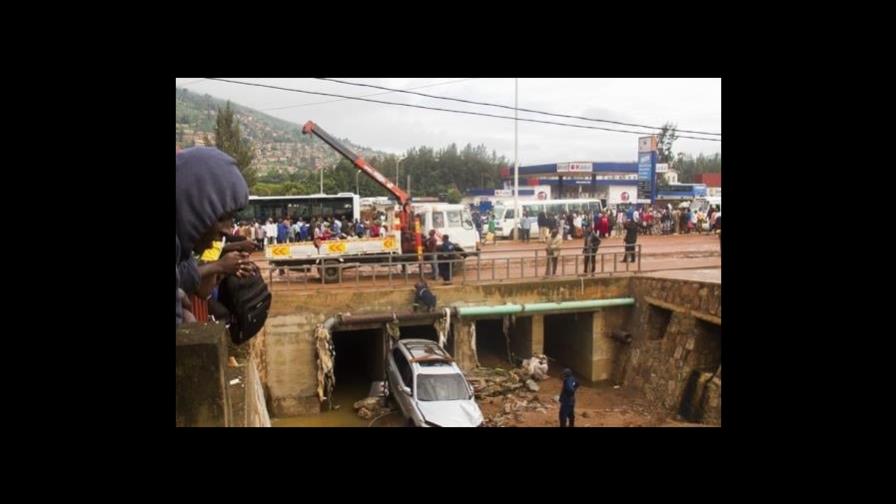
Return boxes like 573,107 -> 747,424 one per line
176,147 -> 249,325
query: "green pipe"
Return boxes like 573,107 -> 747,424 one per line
455,298 -> 635,317
456,304 -> 524,317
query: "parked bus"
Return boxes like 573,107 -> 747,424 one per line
237,193 -> 360,224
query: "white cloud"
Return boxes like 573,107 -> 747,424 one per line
176,77 -> 721,165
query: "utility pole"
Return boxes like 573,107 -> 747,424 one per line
513,78 -> 520,240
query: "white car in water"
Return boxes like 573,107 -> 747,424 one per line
385,339 -> 483,427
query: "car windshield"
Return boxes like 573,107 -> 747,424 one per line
416,373 -> 471,401
461,209 -> 474,230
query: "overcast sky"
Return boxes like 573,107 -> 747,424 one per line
175,78 -> 721,165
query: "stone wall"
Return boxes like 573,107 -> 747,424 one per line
623,277 -> 721,425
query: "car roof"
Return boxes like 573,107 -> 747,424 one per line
397,339 -> 454,364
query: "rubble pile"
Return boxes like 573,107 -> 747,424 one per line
466,358 -> 555,427
353,396 -> 394,420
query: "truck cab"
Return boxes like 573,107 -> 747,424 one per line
412,203 -> 481,252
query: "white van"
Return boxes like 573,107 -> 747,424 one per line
694,196 -> 721,215
491,199 -> 604,238
411,203 -> 481,251
693,197 -> 721,231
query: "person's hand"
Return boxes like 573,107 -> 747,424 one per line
224,240 -> 258,254
236,240 -> 258,253
217,251 -> 254,278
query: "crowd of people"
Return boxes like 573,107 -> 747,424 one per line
474,203 -> 720,245
229,214 -> 389,248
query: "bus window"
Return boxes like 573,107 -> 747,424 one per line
504,208 -> 515,219
433,212 -> 445,229
287,202 -> 311,221
523,204 -> 543,216
546,203 -> 564,216
237,207 -> 255,222
568,202 -> 583,213
446,210 -> 463,227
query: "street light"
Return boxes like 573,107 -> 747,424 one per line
396,154 -> 407,192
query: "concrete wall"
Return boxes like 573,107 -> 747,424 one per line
176,323 -> 232,427
453,319 -> 479,371
623,277 -> 721,425
265,313 -> 327,417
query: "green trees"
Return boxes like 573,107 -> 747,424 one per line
657,122 -> 678,164
673,152 -> 721,182
214,101 -> 257,188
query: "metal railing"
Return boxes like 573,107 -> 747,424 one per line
265,244 -> 642,287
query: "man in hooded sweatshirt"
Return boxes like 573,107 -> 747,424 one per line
559,368 -> 580,427
176,147 -> 249,326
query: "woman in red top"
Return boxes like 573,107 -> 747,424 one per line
598,213 -> 609,238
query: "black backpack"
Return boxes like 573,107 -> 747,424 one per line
218,273 -> 272,345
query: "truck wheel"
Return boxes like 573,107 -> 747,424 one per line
319,262 -> 340,283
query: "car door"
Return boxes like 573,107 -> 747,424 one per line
389,348 -> 416,421
386,348 -> 408,411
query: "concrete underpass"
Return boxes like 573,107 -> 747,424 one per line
176,269 -> 722,427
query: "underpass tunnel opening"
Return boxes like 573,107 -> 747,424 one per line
678,318 -> 722,422
692,319 -> 721,373
398,324 -> 438,342
331,329 -> 383,409
544,312 -> 592,381
474,319 -> 511,368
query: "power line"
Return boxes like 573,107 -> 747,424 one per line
206,78 -> 721,142
316,77 -> 722,137
178,78 -> 207,86
260,78 -> 477,111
